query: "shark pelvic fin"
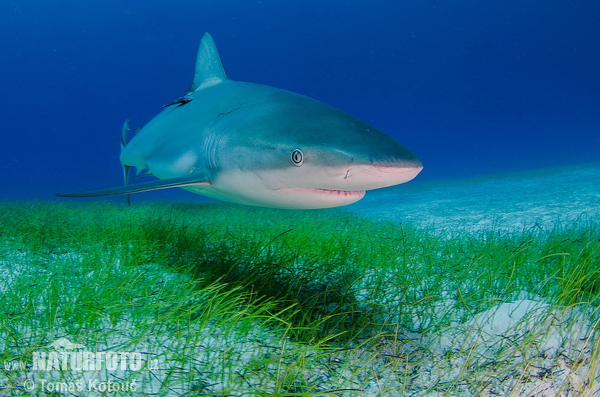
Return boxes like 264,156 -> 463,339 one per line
56,172 -> 211,198
120,120 -> 132,205
186,33 -> 228,94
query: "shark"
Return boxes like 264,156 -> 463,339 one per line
57,33 -> 423,209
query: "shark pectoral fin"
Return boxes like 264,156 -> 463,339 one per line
123,164 -> 132,206
56,173 -> 211,198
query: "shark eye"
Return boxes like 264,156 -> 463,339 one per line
290,149 -> 304,166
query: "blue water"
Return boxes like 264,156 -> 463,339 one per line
1,0 -> 599,201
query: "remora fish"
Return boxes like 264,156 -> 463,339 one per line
57,33 -> 422,209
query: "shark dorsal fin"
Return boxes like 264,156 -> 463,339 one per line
186,33 -> 228,93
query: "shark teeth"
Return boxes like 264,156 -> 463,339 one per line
282,188 -> 365,196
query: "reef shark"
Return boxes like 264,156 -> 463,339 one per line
57,33 -> 423,209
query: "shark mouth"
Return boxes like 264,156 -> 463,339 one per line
281,188 -> 366,196
274,188 -> 367,207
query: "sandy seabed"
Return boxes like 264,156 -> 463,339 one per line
344,163 -> 600,233
1,164 -> 599,396
342,163 -> 600,396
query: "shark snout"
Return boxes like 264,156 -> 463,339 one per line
339,161 -> 423,191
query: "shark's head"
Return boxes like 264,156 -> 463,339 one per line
198,90 -> 423,209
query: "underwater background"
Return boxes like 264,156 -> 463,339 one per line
1,0 -> 598,201
2,2 -> 600,395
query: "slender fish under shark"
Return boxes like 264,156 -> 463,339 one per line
57,33 -> 423,209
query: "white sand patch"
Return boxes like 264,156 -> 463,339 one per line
430,299 -> 592,359
416,300 -> 600,397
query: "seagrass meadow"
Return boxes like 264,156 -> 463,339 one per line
0,167 -> 599,396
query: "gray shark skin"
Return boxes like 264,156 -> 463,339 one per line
57,33 -> 423,209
